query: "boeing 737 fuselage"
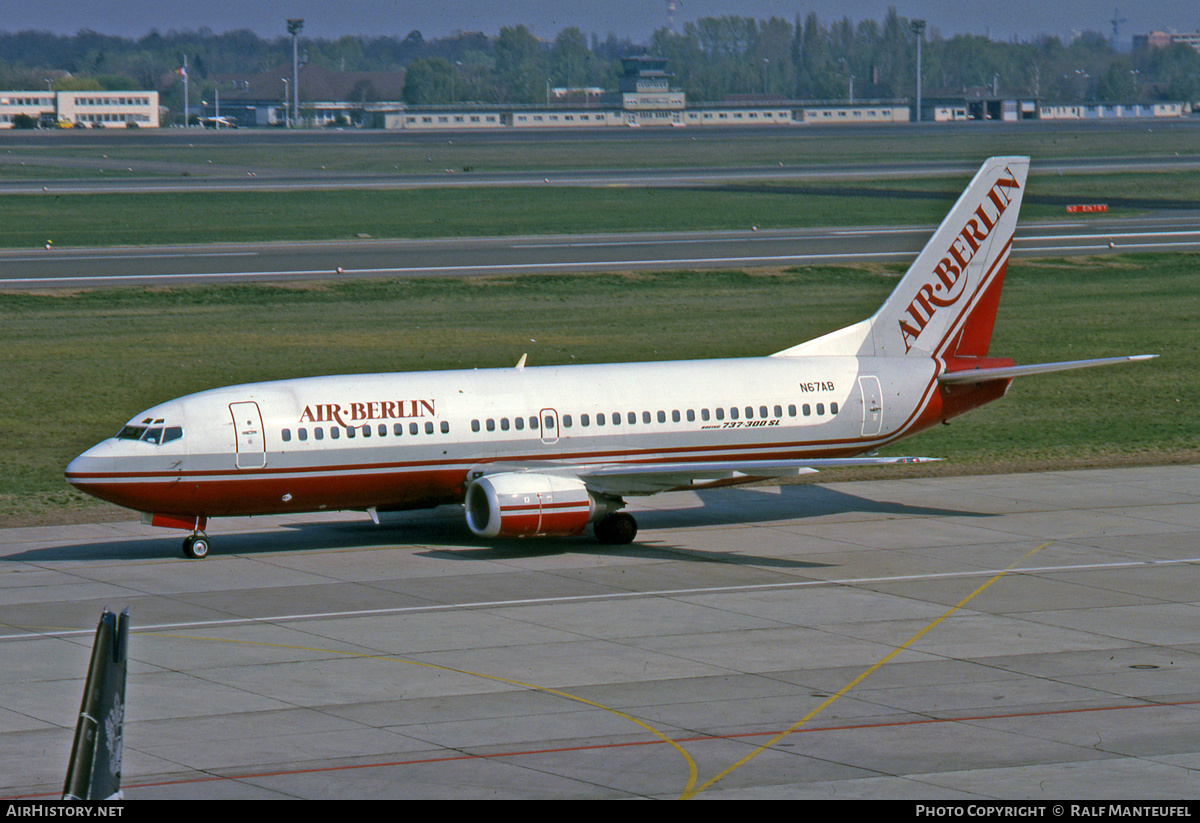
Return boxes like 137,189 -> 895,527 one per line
65,157 -> 1154,558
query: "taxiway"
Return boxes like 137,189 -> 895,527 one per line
2,465 -> 1198,799
3,215 -> 1200,289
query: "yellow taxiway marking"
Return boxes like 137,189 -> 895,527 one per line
681,532 -> 1090,799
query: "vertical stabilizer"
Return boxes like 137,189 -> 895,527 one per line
773,157 -> 1028,360
63,609 -> 128,801
869,156 -> 1028,358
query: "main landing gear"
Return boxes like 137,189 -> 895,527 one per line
181,532 -> 210,559
594,512 -> 637,545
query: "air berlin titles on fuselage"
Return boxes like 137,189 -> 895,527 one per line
898,165 -> 1022,352
298,399 -> 436,427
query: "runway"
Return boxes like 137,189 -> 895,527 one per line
3,465 -> 1199,799
4,215 -> 1200,289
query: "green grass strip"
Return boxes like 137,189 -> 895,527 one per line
1,255 -> 1193,521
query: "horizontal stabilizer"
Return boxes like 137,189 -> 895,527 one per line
938,355 -> 1157,385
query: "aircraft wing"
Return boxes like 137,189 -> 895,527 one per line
477,456 -> 941,496
577,456 -> 940,494
939,355 -> 1157,385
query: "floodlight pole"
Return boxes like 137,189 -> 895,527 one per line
287,18 -> 304,127
182,55 -> 189,126
912,19 -> 925,123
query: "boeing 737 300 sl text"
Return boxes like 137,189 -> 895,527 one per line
65,157 -> 1154,558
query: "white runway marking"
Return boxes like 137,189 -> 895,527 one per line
5,555 -> 1197,642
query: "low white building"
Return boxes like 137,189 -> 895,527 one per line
57,91 -> 159,128
0,92 -> 56,127
1038,102 -> 1185,120
796,105 -> 910,125
0,90 -> 159,128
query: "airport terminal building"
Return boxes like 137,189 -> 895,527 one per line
0,54 -> 1189,132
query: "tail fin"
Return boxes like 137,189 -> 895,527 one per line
774,156 -> 1029,360
63,609 -> 128,801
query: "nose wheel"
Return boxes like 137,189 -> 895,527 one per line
182,532 -> 210,559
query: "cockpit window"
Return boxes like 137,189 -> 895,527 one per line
117,424 -> 183,444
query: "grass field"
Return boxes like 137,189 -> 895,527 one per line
1,125 -> 1195,525
4,124 -> 1199,176
2,254 -> 1194,524
2,170 -> 1197,248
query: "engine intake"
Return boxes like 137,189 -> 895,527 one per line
465,472 -> 620,538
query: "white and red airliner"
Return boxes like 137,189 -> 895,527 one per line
66,157 -> 1153,558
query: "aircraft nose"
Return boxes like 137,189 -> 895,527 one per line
64,441 -> 117,489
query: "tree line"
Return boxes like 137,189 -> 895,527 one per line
0,10 -> 1196,109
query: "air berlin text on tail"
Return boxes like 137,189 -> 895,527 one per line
899,164 -> 1021,352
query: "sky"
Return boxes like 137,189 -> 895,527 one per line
1,1 -> 1197,46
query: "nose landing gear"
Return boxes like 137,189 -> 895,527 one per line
182,532 -> 210,559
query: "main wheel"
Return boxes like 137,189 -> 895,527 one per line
182,533 -> 210,559
594,512 -> 637,545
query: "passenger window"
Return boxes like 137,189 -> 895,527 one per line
761,406 -> 769,418
472,420 -> 480,432
500,418 -> 510,431
515,417 -> 524,430
686,409 -> 694,422
441,421 -> 449,433
816,403 -> 825,415
596,413 -> 605,426
628,412 -> 636,424
378,424 -> 387,436
395,423 -> 404,435
410,422 -> 419,435
657,411 -> 666,423
802,404 -> 811,416
642,411 -> 651,424
787,404 -> 796,417
282,429 -> 292,442
425,422 -> 434,434
730,407 -> 739,420
530,416 -> 539,430
346,427 -> 356,438
563,415 -> 572,428
315,427 -> 324,440
486,419 -> 495,432
611,412 -> 620,426
581,414 -> 590,427
362,425 -> 371,437
701,409 -> 710,421
745,407 -> 754,419
544,415 -> 554,430
715,408 -> 724,420
831,402 -> 839,415
299,428 -> 308,441
330,427 -> 340,439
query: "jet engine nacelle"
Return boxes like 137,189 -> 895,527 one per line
465,472 -> 620,538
